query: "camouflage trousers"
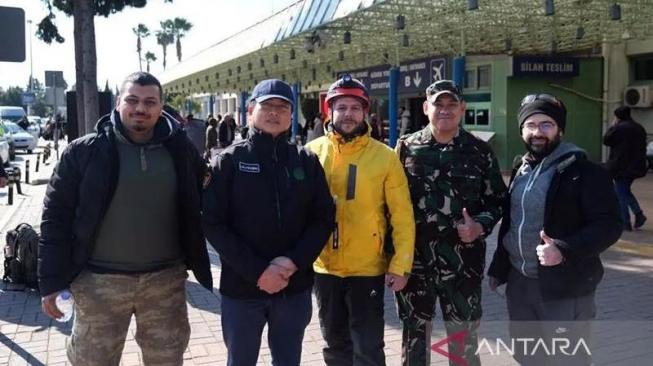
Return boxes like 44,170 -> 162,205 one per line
67,264 -> 190,366
395,271 -> 482,366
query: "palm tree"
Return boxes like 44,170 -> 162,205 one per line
155,22 -> 174,69
144,52 -> 157,73
171,17 -> 193,62
132,23 -> 150,71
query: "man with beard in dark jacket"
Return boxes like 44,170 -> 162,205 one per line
603,106 -> 648,231
203,79 -> 335,366
218,112 -> 237,148
39,72 -> 212,366
488,94 -> 622,366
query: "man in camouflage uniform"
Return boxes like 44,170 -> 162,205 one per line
395,80 -> 507,366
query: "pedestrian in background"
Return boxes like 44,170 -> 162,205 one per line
218,113 -> 237,148
205,117 -> 219,160
603,105 -> 648,230
370,113 -> 383,141
184,113 -> 207,156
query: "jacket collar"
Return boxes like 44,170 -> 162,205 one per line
247,126 -> 289,160
95,109 -> 181,145
325,121 -> 371,154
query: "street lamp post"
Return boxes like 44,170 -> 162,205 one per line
27,19 -> 34,115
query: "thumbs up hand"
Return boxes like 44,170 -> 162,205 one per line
456,208 -> 484,244
536,231 -> 564,266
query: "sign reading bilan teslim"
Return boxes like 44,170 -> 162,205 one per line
513,56 -> 579,78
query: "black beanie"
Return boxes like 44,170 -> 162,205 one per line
518,98 -> 566,131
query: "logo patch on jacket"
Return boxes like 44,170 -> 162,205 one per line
293,167 -> 305,181
239,162 -> 261,173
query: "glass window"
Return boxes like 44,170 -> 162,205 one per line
465,70 -> 477,89
476,109 -> 490,125
478,65 -> 491,88
465,110 -> 476,125
633,56 -> 653,81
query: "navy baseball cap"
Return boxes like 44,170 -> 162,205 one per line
249,79 -> 294,107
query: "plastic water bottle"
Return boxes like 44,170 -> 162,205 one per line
55,290 -> 74,322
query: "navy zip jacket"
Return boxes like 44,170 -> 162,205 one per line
203,127 -> 335,299
39,110 -> 213,295
488,152 -> 622,301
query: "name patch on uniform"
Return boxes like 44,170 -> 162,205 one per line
239,162 -> 261,173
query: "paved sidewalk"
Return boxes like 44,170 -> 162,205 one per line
0,152 -> 652,365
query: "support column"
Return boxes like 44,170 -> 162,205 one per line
292,82 -> 301,141
388,67 -> 400,147
453,56 -> 466,88
240,91 -> 248,126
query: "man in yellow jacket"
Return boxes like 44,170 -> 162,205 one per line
306,74 -> 415,366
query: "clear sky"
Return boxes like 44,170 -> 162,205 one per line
0,0 -> 298,90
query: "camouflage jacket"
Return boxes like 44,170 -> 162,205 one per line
396,127 -> 507,278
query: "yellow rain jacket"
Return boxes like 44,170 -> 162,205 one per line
306,128 -> 415,277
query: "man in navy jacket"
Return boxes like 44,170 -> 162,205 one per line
203,79 -> 335,366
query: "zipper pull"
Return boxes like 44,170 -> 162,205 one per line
140,147 -> 147,171
332,195 -> 339,249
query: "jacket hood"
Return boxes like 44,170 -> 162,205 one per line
95,109 -> 182,144
523,142 -> 586,173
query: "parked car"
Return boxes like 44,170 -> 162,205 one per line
0,121 -> 38,153
27,116 -> 43,139
0,136 -> 10,166
0,106 -> 27,123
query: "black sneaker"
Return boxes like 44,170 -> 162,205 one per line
634,213 -> 647,229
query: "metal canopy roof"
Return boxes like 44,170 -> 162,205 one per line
160,0 -> 653,96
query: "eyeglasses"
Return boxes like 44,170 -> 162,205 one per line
426,80 -> 462,98
522,121 -> 557,132
520,94 -> 565,110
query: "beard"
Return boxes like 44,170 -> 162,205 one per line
524,133 -> 562,160
333,118 -> 368,141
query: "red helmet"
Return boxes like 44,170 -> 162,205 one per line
325,74 -> 370,111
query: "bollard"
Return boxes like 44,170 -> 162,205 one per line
25,160 -> 30,184
7,182 -> 13,205
43,144 -> 51,162
36,153 -> 40,172
12,168 -> 22,195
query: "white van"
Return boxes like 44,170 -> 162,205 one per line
0,106 -> 27,123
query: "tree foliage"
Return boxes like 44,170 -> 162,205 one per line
37,1 -> 171,44
34,0 -> 173,136
156,21 -> 175,69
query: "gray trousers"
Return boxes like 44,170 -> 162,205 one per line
506,269 -> 595,366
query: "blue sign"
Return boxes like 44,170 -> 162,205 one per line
22,91 -> 35,105
342,56 -> 448,95
513,56 -> 579,78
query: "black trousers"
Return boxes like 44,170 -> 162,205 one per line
314,273 -> 386,366
506,270 -> 595,366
